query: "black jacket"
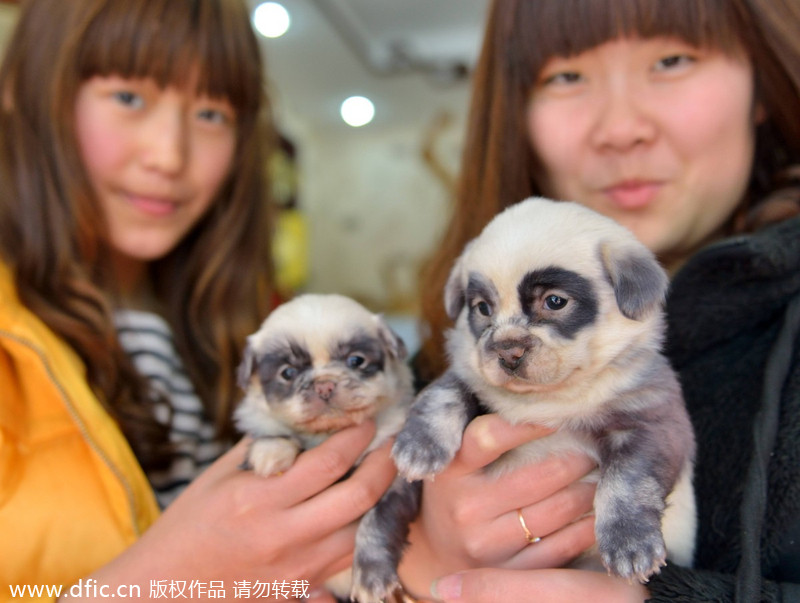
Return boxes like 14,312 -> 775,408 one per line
648,215 -> 800,602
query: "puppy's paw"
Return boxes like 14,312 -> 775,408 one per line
246,437 -> 301,477
350,558 -> 398,603
597,516 -> 667,583
391,424 -> 456,480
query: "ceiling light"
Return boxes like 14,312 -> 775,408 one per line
340,96 -> 375,128
253,2 -> 290,39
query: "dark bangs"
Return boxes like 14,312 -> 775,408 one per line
76,0 -> 263,124
503,0 -> 748,90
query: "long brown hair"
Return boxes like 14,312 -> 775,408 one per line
0,0 -> 275,468
415,0 -> 800,382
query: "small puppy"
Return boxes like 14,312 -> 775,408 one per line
235,293 -> 413,476
234,294 -> 415,599
351,197 -> 696,601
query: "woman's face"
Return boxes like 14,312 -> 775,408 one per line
75,75 -> 237,285
527,37 -> 759,271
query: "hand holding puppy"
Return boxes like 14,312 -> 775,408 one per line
82,422 -> 396,599
397,414 -> 598,599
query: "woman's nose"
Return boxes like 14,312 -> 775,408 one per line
588,85 -> 657,152
140,108 -> 187,174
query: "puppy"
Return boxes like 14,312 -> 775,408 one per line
235,294 -> 415,599
351,197 -> 696,601
235,293 -> 413,475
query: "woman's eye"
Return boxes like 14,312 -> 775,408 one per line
541,71 -> 583,86
113,90 -> 144,109
654,54 -> 695,72
279,366 -> 298,381
197,107 -> 231,125
545,295 -> 568,310
346,354 -> 366,369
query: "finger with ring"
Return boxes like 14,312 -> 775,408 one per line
517,508 -> 542,544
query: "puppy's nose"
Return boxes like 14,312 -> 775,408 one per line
490,334 -> 534,373
497,346 -> 526,371
314,380 -> 337,401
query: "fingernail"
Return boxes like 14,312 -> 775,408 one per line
431,573 -> 462,601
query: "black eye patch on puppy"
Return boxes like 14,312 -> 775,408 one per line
518,267 -> 598,339
256,337 -> 312,400
466,272 -> 500,340
332,332 -> 386,377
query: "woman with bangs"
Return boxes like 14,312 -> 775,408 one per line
403,0 -> 800,601
0,0 -> 395,599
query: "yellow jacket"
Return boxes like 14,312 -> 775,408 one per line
0,263 -> 159,600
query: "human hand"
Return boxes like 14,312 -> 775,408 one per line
85,421 -> 396,600
429,568 -> 650,603
397,414 -> 597,598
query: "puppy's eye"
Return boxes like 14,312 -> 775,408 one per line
545,295 -> 568,310
346,354 -> 366,369
472,300 -> 492,317
279,366 -> 299,381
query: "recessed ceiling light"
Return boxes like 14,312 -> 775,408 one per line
252,2 -> 290,39
340,96 -> 375,128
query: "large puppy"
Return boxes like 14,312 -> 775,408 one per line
235,294 -> 414,599
351,197 -> 696,601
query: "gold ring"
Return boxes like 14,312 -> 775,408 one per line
517,508 -> 541,544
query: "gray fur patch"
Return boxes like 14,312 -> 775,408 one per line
392,372 -> 475,480
351,479 -> 422,602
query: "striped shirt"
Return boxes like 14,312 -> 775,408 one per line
114,309 -> 227,508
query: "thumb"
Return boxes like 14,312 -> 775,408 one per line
455,414 -> 552,471
431,569 -> 528,603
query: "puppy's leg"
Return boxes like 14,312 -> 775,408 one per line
245,436 -> 302,476
391,371 -> 477,480
351,478 -> 422,603
594,386 -> 695,582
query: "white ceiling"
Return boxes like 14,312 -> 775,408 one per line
249,0 -> 490,132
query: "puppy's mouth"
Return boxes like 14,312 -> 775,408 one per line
482,368 -> 575,394
477,337 -> 573,393
296,381 -> 377,430
296,405 -> 377,433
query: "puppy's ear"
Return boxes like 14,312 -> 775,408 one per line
236,338 -> 257,391
444,243 -> 472,321
600,241 -> 669,320
375,316 -> 408,360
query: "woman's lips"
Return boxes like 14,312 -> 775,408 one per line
602,181 -> 662,209
127,194 -> 179,217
